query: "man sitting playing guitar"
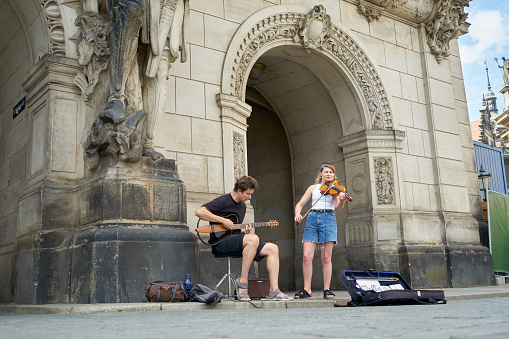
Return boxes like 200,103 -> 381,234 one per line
195,175 -> 292,301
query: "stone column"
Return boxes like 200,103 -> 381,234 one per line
15,54 -> 197,304
338,129 -> 405,272
216,93 -> 252,195
15,55 -> 82,304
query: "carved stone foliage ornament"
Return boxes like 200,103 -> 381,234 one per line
374,157 -> 395,205
40,0 -> 66,56
425,0 -> 471,63
231,6 -> 393,130
295,5 -> 332,51
356,1 -> 382,22
233,131 -> 246,181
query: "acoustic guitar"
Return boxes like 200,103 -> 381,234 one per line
196,220 -> 279,233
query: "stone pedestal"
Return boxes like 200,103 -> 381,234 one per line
15,158 -> 198,304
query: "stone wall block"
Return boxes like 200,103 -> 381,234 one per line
69,239 -> 93,304
40,230 -> 70,249
398,245 -> 449,288
448,246 -> 496,287
90,241 -> 118,303
121,183 -> 151,220
153,185 -> 183,221
190,45 -> 224,85
80,186 -> 103,226
41,186 -> 78,231
14,249 -> 37,304
36,248 -> 70,303
101,180 -> 121,220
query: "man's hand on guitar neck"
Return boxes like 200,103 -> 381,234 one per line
221,217 -> 234,230
242,224 -> 252,234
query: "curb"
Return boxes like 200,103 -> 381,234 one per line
2,288 -> 509,314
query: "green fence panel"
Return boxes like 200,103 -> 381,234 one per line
488,191 -> 509,273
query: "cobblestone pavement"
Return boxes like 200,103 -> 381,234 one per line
1,297 -> 509,338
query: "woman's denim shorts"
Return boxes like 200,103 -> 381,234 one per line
302,210 -> 337,244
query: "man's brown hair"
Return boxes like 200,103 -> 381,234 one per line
234,176 -> 259,192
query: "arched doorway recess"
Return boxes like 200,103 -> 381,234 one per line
218,5 -> 405,289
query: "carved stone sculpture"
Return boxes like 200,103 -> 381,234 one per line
233,131 -> 246,181
72,12 -> 110,102
500,57 -> 509,87
374,157 -> 395,205
295,4 -> 332,51
425,0 -> 470,63
76,0 -> 189,169
356,1 -> 382,22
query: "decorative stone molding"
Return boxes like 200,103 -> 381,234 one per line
352,174 -> 367,194
229,6 -> 393,130
346,220 -> 372,245
356,0 -> 382,22
216,93 -> 252,130
425,0 -> 471,63
295,4 -> 332,51
233,131 -> 246,181
374,157 -> 395,205
41,0 -> 66,56
338,129 -> 405,157
352,0 -> 434,24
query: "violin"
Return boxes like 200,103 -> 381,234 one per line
320,179 -> 353,202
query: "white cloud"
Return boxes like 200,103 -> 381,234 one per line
459,9 -> 509,64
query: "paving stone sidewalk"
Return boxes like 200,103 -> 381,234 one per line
1,284 -> 509,314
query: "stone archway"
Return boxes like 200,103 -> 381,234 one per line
218,5 -> 398,191
220,5 -> 394,133
218,5 -> 405,289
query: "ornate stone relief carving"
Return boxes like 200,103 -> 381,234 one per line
295,5 -> 332,51
352,174 -> 367,194
425,0 -> 471,63
374,157 -> 395,205
74,0 -> 190,170
356,0 -> 471,63
41,0 -> 66,56
231,6 -> 393,130
233,131 -> 246,181
356,1 -> 382,22
72,12 -> 110,102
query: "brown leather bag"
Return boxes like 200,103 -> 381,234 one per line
146,282 -> 188,302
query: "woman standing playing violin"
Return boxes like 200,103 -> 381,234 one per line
294,162 -> 347,299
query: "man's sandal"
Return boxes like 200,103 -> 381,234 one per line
268,288 -> 293,300
294,289 -> 312,299
324,289 -> 335,300
235,280 -> 250,301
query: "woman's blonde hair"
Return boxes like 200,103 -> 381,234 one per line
315,163 -> 336,183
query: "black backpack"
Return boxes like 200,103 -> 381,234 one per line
188,284 -> 223,306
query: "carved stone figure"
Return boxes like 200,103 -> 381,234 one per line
233,131 -> 246,181
425,0 -> 470,63
73,11 -> 110,102
78,0 -> 189,169
374,157 -> 395,205
501,57 -> 509,87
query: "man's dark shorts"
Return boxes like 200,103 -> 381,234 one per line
211,234 -> 267,262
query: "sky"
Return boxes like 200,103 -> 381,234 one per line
458,0 -> 509,122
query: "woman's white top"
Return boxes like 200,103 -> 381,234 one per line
311,184 -> 334,210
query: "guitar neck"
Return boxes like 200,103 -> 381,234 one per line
233,222 -> 272,230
